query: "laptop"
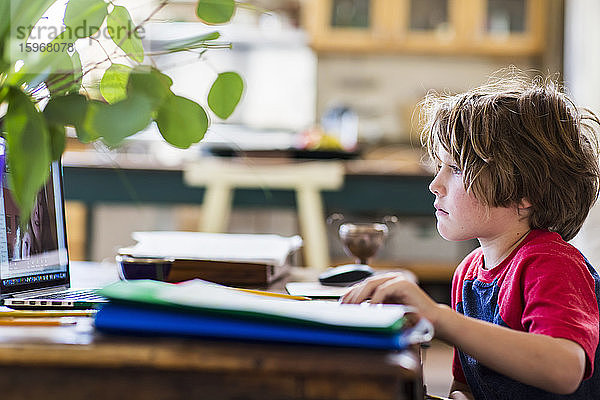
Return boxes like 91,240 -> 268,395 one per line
0,140 -> 108,309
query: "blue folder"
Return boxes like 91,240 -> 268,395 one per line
94,303 -> 432,350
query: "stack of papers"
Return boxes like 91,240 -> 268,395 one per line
95,280 -> 433,350
118,232 -> 302,285
120,232 -> 303,267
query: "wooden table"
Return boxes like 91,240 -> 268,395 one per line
0,318 -> 423,400
0,263 -> 424,400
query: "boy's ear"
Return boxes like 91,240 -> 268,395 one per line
518,198 -> 533,210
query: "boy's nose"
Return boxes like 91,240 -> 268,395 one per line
429,173 -> 444,196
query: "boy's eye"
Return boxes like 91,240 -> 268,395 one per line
449,165 -> 462,175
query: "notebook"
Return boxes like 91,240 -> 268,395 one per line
0,139 -> 107,309
94,279 -> 433,350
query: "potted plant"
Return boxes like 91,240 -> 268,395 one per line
0,0 -> 244,221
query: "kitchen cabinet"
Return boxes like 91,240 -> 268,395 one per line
303,0 -> 546,55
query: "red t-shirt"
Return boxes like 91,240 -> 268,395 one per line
451,230 -> 599,386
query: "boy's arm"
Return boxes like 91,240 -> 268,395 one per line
437,305 -> 586,395
449,379 -> 473,400
341,274 -> 587,394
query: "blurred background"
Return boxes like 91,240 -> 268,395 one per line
62,0 -> 600,288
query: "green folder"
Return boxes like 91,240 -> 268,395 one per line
97,279 -> 412,334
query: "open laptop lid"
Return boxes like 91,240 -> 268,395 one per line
0,138 -> 70,299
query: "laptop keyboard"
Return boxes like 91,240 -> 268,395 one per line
30,289 -> 106,301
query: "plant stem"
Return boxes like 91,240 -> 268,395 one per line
139,0 -> 170,27
79,0 -> 169,81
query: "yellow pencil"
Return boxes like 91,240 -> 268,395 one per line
0,310 -> 96,318
0,318 -> 77,326
233,288 -> 311,301
184,279 -> 312,301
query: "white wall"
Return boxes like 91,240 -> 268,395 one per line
564,0 -> 600,267
317,54 -> 538,144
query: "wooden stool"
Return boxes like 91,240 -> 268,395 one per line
184,159 -> 345,269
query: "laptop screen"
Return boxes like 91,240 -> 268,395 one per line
0,139 -> 69,297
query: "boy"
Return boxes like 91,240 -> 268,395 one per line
341,75 -> 600,399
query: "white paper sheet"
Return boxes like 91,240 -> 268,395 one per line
158,279 -> 411,329
118,231 -> 302,267
285,282 -> 351,299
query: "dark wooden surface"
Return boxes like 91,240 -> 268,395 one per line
0,318 -> 423,400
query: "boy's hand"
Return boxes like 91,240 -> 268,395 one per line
449,380 -> 474,399
340,272 -> 444,328
449,392 -> 473,400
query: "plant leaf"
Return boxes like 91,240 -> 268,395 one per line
43,93 -> 98,143
68,50 -> 83,94
84,95 -> 153,147
16,34 -> 76,90
196,0 -> 235,24
43,37 -> 78,95
208,71 -> 243,119
48,124 -> 66,161
3,0 -> 58,81
156,94 -> 208,149
0,0 -> 10,42
4,87 -> 51,222
100,63 -> 132,104
64,0 -> 109,39
163,31 -> 220,51
6,0 -> 56,40
107,6 -> 144,63
127,67 -> 173,110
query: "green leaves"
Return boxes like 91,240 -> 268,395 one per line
39,35 -> 82,95
127,67 -> 173,110
100,64 -> 132,104
156,95 -> 209,149
127,67 -> 210,149
196,0 -> 236,24
64,0 -> 109,39
95,65 -> 217,149
1,0 -> 246,228
48,124 -> 67,161
7,0 -> 56,41
68,50 -> 84,94
0,0 -> 11,42
96,66 -> 243,147
127,67 -> 211,149
208,72 -> 243,119
84,95 -> 153,147
97,65 -> 211,149
43,93 -> 98,143
15,40 -> 77,93
4,88 -> 51,222
107,6 -> 144,63
163,31 -> 221,52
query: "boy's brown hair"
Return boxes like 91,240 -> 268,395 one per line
421,72 -> 600,241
